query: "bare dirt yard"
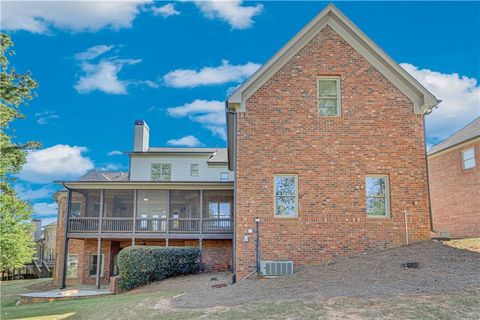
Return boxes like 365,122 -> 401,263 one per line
3,240 -> 480,320
137,240 -> 480,310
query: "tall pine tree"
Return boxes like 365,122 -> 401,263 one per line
0,33 -> 39,273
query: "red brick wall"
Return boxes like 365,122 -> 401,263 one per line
428,140 -> 480,238
235,26 -> 431,278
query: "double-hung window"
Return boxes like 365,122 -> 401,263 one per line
274,175 -> 298,217
318,77 -> 341,116
366,176 -> 390,217
190,164 -> 199,177
151,163 -> 171,181
462,148 -> 475,169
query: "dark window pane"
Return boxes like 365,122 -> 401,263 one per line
275,196 -> 296,216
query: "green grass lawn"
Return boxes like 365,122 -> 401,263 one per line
1,278 -> 479,320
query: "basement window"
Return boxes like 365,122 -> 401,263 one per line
66,254 -> 78,278
89,254 -> 104,277
462,148 -> 475,170
366,176 -> 390,217
274,175 -> 298,217
318,76 -> 341,116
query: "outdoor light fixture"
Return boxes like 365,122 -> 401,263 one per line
144,198 -> 149,201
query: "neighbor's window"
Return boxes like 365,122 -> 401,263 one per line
190,164 -> 199,177
67,254 -> 78,278
462,148 -> 475,170
151,163 -> 171,181
220,172 -> 229,181
274,175 -> 298,217
89,254 -> 104,277
366,176 -> 390,217
70,202 -> 81,217
318,77 -> 341,116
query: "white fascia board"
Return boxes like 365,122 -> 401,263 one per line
227,4 -> 440,114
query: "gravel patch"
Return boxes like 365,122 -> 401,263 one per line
138,240 -> 480,309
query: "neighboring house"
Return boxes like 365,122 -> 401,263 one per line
54,4 -> 441,286
428,117 -> 480,239
54,120 -> 234,287
32,220 -> 57,278
226,4 -> 439,278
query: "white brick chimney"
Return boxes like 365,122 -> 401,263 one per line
134,120 -> 149,152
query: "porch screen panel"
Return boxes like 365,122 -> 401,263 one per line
103,190 -> 134,217
137,190 -> 168,231
69,190 -> 101,217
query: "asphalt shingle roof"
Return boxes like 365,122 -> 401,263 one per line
428,117 -> 480,155
78,170 -> 129,182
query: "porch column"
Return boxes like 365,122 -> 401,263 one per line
199,190 -> 203,265
99,190 -> 104,234
95,237 -> 102,289
132,189 -> 137,246
60,189 -> 72,289
166,190 -> 170,247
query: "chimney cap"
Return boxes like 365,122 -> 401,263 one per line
134,120 -> 147,126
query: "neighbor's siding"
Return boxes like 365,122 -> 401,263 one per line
130,154 -> 233,182
428,139 -> 480,238
235,26 -> 431,278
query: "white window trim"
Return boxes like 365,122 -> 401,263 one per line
365,175 -> 390,218
317,76 -> 341,117
462,147 -> 476,170
190,163 -> 199,177
66,254 -> 78,278
273,174 -> 299,218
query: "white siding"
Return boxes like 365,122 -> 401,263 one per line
130,154 -> 233,182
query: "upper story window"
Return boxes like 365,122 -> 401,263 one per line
318,76 -> 341,116
220,172 -> 229,181
274,175 -> 298,217
151,163 -> 171,181
190,164 -> 199,177
462,147 -> 475,170
366,175 -> 390,217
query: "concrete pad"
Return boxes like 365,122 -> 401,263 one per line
18,288 -> 112,304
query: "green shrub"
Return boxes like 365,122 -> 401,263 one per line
118,246 -> 201,290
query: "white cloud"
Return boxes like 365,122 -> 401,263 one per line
152,3 -> 180,17
74,45 -> 113,61
32,202 -> 58,218
193,0 -> 263,29
15,184 -> 56,201
167,135 -> 203,147
0,1 -> 151,34
35,110 -> 59,125
163,59 -> 260,88
107,150 -> 123,156
74,45 -> 142,94
401,63 -> 480,141
19,145 -> 94,184
167,99 -> 226,140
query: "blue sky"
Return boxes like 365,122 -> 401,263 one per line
2,1 -> 479,225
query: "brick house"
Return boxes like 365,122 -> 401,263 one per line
428,117 -> 480,239
54,121 -> 234,287
226,4 -> 439,279
54,4 -> 441,286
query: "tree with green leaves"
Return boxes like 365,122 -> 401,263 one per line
0,33 -> 40,273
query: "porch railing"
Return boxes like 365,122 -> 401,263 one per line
69,217 -> 99,232
68,217 -> 233,234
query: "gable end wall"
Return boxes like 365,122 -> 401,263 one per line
235,26 -> 431,277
